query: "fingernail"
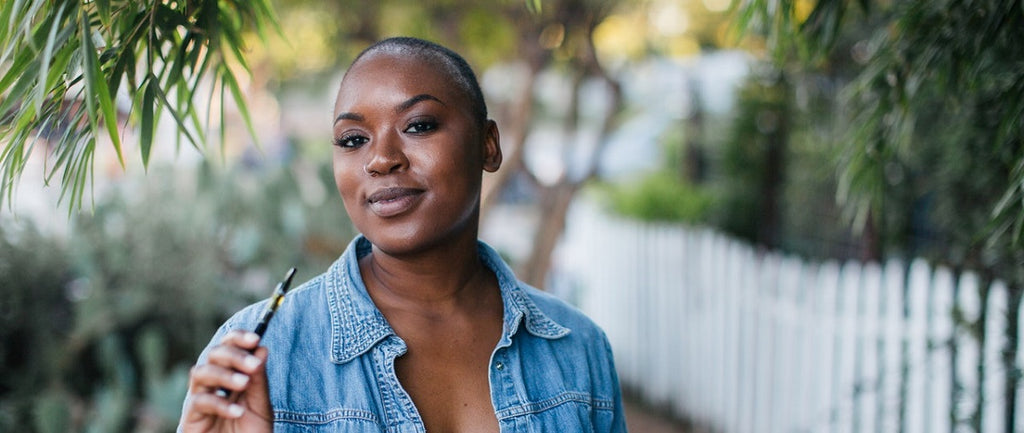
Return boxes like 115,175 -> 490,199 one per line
227,404 -> 245,418
244,355 -> 261,369
242,333 -> 260,344
231,373 -> 249,386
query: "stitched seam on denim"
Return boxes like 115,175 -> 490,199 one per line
478,241 -> 569,340
327,259 -> 345,363
495,392 -> 615,418
274,408 -> 380,425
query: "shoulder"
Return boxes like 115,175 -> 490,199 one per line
223,272 -> 329,329
202,272 -> 331,360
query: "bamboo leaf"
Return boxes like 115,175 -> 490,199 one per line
35,2 -> 67,113
0,56 -> 40,116
220,65 -> 259,148
0,43 -> 37,96
526,0 -> 542,14
43,27 -> 75,92
251,0 -> 283,38
220,24 -> 252,74
140,78 -> 156,168
149,82 -> 201,150
95,65 -> 124,169
79,10 -> 100,135
95,0 -> 111,29
81,10 -> 125,169
0,0 -> 16,46
15,0 -> 45,39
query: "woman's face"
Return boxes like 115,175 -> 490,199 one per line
332,52 -> 500,256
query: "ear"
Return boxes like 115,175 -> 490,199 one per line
482,120 -> 502,173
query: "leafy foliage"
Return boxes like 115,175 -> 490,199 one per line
715,69 -> 791,247
0,153 -> 353,432
736,0 -> 1024,270
599,171 -> 713,223
0,0 -> 277,211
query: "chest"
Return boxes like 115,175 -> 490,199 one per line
391,318 -> 502,432
261,331 -> 618,433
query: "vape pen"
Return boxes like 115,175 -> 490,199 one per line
214,267 -> 296,398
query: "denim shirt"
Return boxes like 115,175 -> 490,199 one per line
187,236 -> 627,432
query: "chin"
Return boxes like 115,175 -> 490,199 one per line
362,220 -> 478,258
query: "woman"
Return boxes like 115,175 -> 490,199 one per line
180,37 -> 627,432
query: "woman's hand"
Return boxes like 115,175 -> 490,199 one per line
180,331 -> 273,433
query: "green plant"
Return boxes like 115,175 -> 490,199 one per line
598,171 -> 713,223
0,0 -> 277,210
1,151 -> 354,432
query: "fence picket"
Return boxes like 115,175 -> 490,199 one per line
954,271 -> 982,432
858,262 -> 882,433
878,259 -> 906,432
557,203 -> 1020,433
931,266 -> 955,433
774,257 -> 804,432
904,259 -> 932,433
834,261 -> 862,433
981,281 -> 1008,433
815,261 -> 841,432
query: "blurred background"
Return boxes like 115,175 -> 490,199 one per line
2,0 -> 1023,431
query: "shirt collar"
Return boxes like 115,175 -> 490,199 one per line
327,235 -> 570,364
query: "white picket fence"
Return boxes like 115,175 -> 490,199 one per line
557,202 -> 1024,433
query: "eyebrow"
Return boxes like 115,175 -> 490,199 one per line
333,94 -> 445,125
397,94 -> 445,113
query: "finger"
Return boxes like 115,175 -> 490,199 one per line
189,363 -> 252,396
238,346 -> 274,419
220,330 -> 262,352
207,342 -> 264,374
186,391 -> 247,420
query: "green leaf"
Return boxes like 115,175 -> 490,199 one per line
0,0 -> 16,46
0,41 -> 37,96
220,65 -> 259,148
80,9 -> 124,169
140,78 -> 156,169
95,0 -> 111,29
251,0 -> 283,39
35,2 -> 67,113
149,82 -> 201,150
220,23 -> 252,74
79,11 -> 100,132
526,0 -> 542,14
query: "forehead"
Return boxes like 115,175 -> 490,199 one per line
334,52 -> 465,111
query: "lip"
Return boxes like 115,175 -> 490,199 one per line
366,187 -> 425,217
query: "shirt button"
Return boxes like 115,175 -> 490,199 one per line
494,361 -> 504,371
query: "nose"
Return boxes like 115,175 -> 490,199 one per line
363,131 -> 407,176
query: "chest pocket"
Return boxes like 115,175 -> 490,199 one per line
495,391 -> 617,432
273,408 -> 389,432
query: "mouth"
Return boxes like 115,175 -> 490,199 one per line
366,187 -> 425,217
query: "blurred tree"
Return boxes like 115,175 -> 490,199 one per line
736,0 -> 1024,266
737,0 -> 1024,428
487,0 -> 625,288
717,68 -> 791,249
0,0 -> 276,211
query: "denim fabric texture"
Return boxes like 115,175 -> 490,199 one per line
189,235 -> 627,432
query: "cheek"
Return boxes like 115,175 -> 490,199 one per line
332,154 -> 360,202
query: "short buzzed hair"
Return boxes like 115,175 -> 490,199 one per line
347,37 -> 488,126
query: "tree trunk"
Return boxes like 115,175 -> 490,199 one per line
480,64 -> 540,221
519,182 -> 579,287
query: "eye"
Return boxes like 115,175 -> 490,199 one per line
333,134 -> 368,148
404,120 -> 438,134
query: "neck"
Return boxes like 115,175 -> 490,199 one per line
361,231 -> 493,314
